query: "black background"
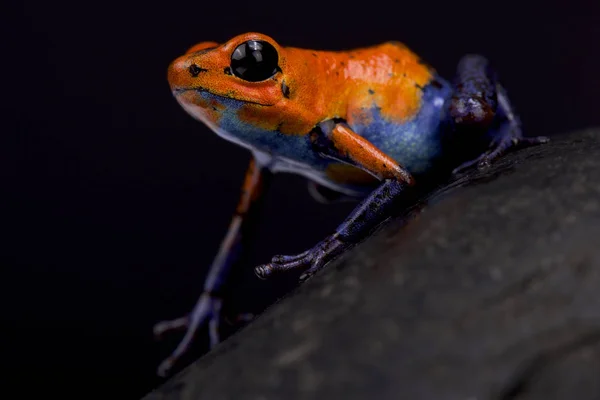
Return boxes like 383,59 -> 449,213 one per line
3,0 -> 599,398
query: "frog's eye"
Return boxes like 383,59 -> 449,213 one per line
230,40 -> 279,82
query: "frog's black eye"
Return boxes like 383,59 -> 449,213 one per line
230,40 -> 279,82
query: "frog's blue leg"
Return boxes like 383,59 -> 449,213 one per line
255,121 -> 413,281
256,179 -> 410,281
153,158 -> 271,377
449,54 -> 549,174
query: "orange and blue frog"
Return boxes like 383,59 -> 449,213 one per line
154,32 -> 548,376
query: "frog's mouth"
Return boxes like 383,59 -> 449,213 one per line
173,87 -> 275,107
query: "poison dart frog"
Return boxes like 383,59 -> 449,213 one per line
154,32 -> 548,376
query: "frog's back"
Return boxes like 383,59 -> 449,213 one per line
307,42 -> 454,177
254,41 -> 455,195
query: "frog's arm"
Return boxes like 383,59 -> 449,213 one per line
153,157 -> 271,377
312,121 -> 414,183
255,121 -> 414,280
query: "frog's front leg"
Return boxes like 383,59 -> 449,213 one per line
154,158 -> 271,377
449,54 -> 549,174
255,121 -> 414,281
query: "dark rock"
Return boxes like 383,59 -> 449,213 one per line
143,129 -> 600,400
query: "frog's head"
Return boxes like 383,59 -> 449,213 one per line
168,32 -> 296,131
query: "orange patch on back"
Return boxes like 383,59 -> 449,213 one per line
343,42 -> 433,124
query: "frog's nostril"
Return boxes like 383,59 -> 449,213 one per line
188,63 -> 208,77
168,56 -> 204,89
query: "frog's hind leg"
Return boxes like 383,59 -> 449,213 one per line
153,158 -> 271,377
449,54 -> 549,175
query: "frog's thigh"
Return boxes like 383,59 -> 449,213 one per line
449,54 -> 498,130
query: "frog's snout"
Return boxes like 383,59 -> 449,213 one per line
167,55 -> 207,91
167,56 -> 186,90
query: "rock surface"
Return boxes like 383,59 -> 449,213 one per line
143,129 -> 600,400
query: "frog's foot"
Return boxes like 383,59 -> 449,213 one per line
449,55 -> 550,176
255,235 -> 349,282
256,180 -> 411,282
453,128 -> 549,175
153,293 -> 223,377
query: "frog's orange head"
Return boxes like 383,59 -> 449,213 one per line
168,32 -> 293,126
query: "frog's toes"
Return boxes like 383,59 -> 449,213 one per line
452,154 -> 487,175
480,134 -> 549,167
154,293 -> 223,377
254,256 -> 313,280
518,135 -> 550,146
255,236 -> 346,280
453,134 -> 549,175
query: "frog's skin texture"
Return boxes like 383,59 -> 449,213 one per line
154,32 -> 548,376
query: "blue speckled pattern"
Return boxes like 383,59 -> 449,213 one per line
198,92 -> 325,165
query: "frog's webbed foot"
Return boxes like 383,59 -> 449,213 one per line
449,55 -> 549,176
452,127 -> 549,175
255,235 -> 349,282
153,159 -> 268,377
154,295 -> 255,377
153,293 -> 224,377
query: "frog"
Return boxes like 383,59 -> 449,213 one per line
154,32 -> 548,376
